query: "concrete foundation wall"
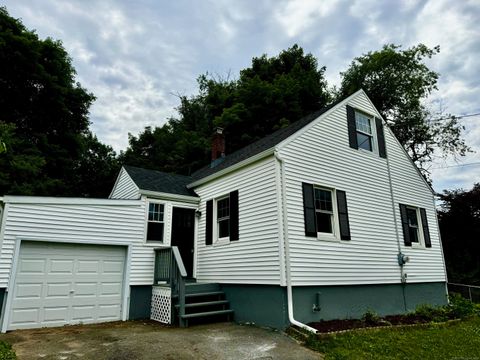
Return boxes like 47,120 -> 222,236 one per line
292,282 -> 448,324
129,285 -> 152,320
222,282 -> 447,329
220,284 -> 289,329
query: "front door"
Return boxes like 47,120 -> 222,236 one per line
171,207 -> 195,278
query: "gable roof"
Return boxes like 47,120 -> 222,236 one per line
190,101 -> 339,182
123,165 -> 198,197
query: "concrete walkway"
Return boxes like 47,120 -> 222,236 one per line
0,321 -> 321,360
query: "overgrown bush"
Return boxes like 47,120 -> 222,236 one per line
0,341 -> 16,360
448,293 -> 478,318
413,304 -> 451,322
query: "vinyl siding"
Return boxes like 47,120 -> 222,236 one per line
194,157 -> 281,284
110,168 -> 140,199
278,91 -> 446,286
0,200 -> 157,288
386,127 -> 446,283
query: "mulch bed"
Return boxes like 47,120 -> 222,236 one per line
308,314 -> 450,333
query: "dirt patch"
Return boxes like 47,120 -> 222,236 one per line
308,314 -> 454,333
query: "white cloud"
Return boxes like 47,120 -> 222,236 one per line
274,0 -> 343,38
3,0 -> 479,190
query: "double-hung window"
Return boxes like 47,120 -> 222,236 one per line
314,187 -> 334,234
147,202 -> 164,242
205,190 -> 239,245
346,105 -> 387,158
406,206 -> 420,244
302,183 -> 351,241
217,195 -> 230,240
355,111 -> 374,151
399,204 -> 432,248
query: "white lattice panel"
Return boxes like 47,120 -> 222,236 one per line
151,286 -> 171,324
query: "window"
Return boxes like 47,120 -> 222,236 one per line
216,195 -> 230,240
355,111 -> 374,151
406,206 -> 420,244
206,190 -> 239,245
347,105 -> 387,158
314,188 -> 334,234
399,204 -> 432,248
147,202 -> 164,242
303,183 -> 351,240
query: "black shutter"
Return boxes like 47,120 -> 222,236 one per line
420,208 -> 431,248
346,105 -> 358,149
206,200 -> 213,245
230,190 -> 239,241
302,183 -> 317,237
336,190 -> 351,240
375,117 -> 387,158
399,204 -> 411,246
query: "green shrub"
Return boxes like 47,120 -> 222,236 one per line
362,309 -> 381,325
0,341 -> 16,360
414,304 -> 450,322
448,293 -> 477,319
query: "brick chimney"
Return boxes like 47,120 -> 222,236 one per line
211,127 -> 225,167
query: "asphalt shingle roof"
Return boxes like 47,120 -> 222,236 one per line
190,102 -> 337,181
123,165 -> 198,197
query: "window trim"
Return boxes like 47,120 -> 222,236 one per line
145,200 -> 166,243
406,205 -> 425,248
314,186 -> 341,241
214,194 -> 231,244
354,110 -> 378,154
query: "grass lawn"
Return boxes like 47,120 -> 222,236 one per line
305,317 -> 480,360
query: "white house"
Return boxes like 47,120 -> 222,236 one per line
0,90 -> 448,332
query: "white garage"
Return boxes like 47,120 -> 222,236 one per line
6,241 -> 127,330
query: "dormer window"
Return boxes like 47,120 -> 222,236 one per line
355,112 -> 374,151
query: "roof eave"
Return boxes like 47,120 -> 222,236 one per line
139,189 -> 200,203
187,148 -> 276,188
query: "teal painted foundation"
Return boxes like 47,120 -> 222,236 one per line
292,282 -> 448,324
220,282 -> 447,329
220,284 -> 289,329
129,285 -> 152,320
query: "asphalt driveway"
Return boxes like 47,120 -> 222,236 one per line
0,321 -> 321,360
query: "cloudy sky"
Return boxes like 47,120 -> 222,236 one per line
4,0 -> 480,192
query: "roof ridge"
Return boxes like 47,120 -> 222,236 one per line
190,99 -> 340,181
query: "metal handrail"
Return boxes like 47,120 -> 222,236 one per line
154,246 -> 187,326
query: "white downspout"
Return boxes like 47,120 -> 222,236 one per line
275,150 -> 318,334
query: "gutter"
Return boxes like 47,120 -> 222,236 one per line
275,150 -> 318,334
139,190 -> 200,204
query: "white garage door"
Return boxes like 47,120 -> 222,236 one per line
8,241 -> 126,330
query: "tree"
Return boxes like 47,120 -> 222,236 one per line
0,7 -> 110,196
73,132 -> 119,198
122,45 -> 331,174
438,184 -> 480,285
339,44 -> 470,177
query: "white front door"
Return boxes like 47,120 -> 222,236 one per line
7,241 -> 126,330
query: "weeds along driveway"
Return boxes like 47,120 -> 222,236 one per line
0,321 -> 321,360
